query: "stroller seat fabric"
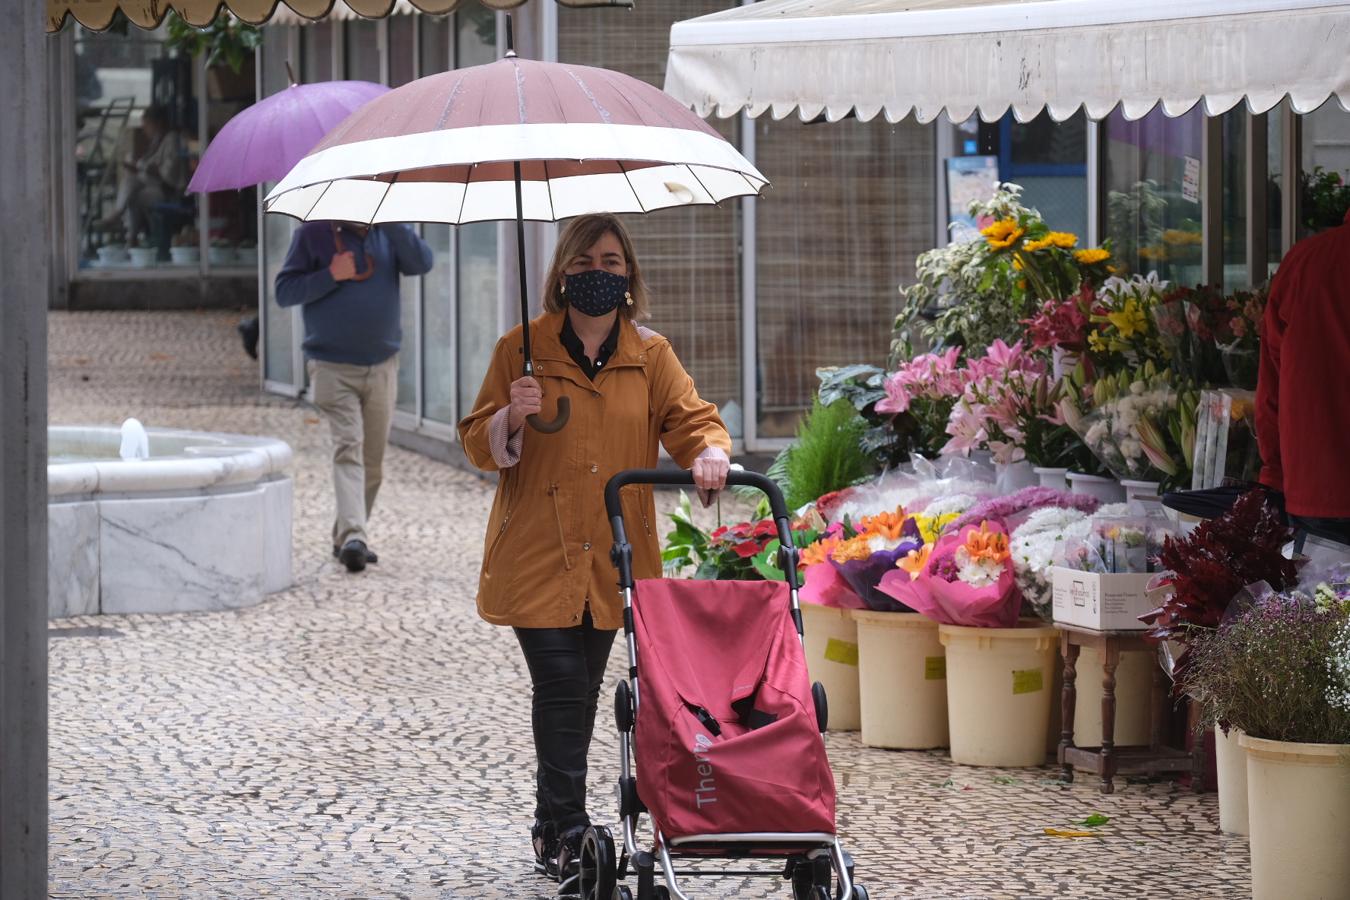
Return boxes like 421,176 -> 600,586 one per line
631,578 -> 837,842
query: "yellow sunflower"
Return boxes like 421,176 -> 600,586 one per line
1074,248 -> 1111,265
981,218 -> 1025,250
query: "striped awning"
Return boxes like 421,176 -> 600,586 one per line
665,0 -> 1350,123
47,0 -> 630,33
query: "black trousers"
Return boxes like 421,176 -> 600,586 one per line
514,611 -> 617,833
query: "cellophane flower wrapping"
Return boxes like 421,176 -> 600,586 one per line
880,522 -> 1023,627
828,515 -> 925,612
799,561 -> 868,610
1008,505 -> 1115,621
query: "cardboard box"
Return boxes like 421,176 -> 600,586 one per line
1051,567 -> 1155,631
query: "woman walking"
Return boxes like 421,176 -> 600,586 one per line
458,213 -> 731,893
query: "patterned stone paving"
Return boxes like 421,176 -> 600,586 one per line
46,311 -> 1251,899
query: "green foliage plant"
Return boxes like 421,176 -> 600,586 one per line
782,397 -> 872,512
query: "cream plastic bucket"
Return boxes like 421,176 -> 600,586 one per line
1241,734 -> 1350,900
854,610 -> 948,749
939,622 -> 1059,767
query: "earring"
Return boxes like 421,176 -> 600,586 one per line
560,278 -> 566,296
625,291 -> 634,307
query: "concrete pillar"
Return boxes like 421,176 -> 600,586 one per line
0,3 -> 50,895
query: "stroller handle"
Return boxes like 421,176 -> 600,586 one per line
603,468 -> 791,524
604,469 -> 801,593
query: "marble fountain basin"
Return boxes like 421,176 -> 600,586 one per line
48,426 -> 293,618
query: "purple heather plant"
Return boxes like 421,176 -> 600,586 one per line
1178,591 -> 1350,745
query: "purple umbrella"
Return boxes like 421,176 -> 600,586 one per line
188,80 -> 390,193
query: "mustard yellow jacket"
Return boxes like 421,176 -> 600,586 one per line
458,310 -> 731,630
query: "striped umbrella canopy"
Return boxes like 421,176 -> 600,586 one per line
262,55 -> 767,224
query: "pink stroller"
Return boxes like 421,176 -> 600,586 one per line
574,470 -> 870,900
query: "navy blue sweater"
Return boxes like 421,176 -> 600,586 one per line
275,221 -> 434,366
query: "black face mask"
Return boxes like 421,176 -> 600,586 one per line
564,269 -> 629,317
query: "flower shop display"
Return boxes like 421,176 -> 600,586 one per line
938,621 -> 1060,767
1178,585 -> 1350,899
853,609 -> 949,750
1050,511 -> 1176,631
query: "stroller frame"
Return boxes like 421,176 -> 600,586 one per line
594,469 -> 863,900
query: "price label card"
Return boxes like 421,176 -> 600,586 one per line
823,638 -> 859,667
1012,668 -> 1045,695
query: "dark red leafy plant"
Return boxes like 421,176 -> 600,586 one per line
1141,489 -> 1298,680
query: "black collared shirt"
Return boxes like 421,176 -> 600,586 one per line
560,315 -> 621,382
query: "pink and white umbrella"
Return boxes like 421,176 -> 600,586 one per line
264,43 -> 765,432
263,57 -> 766,224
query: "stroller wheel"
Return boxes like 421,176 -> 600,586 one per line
850,885 -> 870,900
579,826 -> 617,900
614,887 -> 633,900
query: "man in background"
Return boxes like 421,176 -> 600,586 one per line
276,220 -> 434,572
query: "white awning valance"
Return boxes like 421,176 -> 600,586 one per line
665,0 -> 1350,122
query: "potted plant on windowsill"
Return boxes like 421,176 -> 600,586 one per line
126,233 -> 157,268
169,226 -> 199,265
208,238 -> 236,267
1178,583 -> 1350,900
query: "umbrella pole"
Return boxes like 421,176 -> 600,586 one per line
516,161 -> 569,433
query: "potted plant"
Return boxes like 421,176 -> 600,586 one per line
208,237 -> 236,267
169,226 -> 199,265
126,233 -> 157,268
1178,583 -> 1350,899
1141,488 -> 1298,834
165,12 -> 260,101
95,230 -> 128,266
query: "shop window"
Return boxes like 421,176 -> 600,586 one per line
1221,110 -> 1249,290
946,111 -> 1088,239
1102,106 -> 1205,285
558,0 -> 745,438
345,20 -> 381,82
1298,99 -> 1350,239
74,24 -> 195,269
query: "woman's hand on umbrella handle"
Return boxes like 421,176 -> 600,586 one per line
692,446 -> 731,508
507,376 -> 543,433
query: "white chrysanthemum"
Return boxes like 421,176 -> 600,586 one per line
1328,620 -> 1350,712
922,493 -> 978,518
1015,506 -> 1089,538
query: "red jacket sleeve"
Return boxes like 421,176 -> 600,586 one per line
1256,267 -> 1288,492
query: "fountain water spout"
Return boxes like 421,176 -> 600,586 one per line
119,418 -> 150,460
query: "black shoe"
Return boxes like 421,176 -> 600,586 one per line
531,819 -> 559,878
332,544 -> 378,565
338,539 -> 369,573
237,316 -> 259,361
555,825 -> 586,896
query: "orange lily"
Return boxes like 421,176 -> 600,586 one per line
897,544 -> 933,577
963,521 -> 1010,564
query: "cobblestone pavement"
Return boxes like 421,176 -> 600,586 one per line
47,312 -> 1251,899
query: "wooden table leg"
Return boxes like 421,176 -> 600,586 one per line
1099,640 -> 1120,794
1058,635 -> 1080,782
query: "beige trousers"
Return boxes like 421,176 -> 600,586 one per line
308,354 -> 399,549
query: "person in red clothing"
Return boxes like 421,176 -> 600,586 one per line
1256,208 -> 1350,544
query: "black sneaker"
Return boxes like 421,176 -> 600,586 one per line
555,826 -> 586,896
332,545 -> 378,565
532,819 -> 559,878
338,539 -> 369,573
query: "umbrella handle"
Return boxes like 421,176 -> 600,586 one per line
526,395 -> 570,434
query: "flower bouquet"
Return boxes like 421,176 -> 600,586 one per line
947,485 -> 1100,536
878,521 -> 1023,627
1217,285 -> 1266,390
800,510 -> 924,612
1061,362 -> 1199,490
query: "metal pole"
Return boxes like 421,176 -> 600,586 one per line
0,2 -> 50,894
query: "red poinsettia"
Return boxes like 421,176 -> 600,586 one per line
1141,489 -> 1298,679
711,518 -> 779,558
